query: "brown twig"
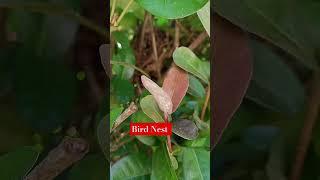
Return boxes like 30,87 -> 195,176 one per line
201,83 -> 210,121
25,138 -> 89,180
174,20 -> 180,49
111,136 -> 134,152
138,13 -> 149,57
290,72 -> 320,180
188,31 -> 208,51
150,16 -> 161,80
176,21 -> 190,35
111,102 -> 138,131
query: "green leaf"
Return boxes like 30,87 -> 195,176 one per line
68,154 -> 107,180
173,47 -> 209,84
136,0 -> 208,19
214,0 -> 319,69
181,148 -> 210,180
0,147 -> 39,179
111,154 -> 151,180
110,107 -> 124,131
172,119 -> 199,140
112,31 -> 136,80
111,76 -> 135,104
151,144 -> 178,180
187,75 -> 205,98
246,39 -> 305,114
184,137 -> 210,149
132,111 -> 157,146
140,95 -> 164,122
197,1 -> 210,35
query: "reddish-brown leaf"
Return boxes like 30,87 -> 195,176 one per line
162,64 -> 189,113
212,14 -> 253,148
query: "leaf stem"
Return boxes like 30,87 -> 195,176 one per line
164,113 -> 172,153
201,83 -> 210,120
114,0 -> 134,26
110,60 -> 150,78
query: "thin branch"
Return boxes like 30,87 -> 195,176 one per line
114,0 -> 134,26
164,114 -> 172,153
150,16 -> 161,79
111,61 -> 150,78
174,20 -> 180,48
188,31 -> 208,51
25,138 -> 89,180
289,72 -> 320,180
110,0 -> 117,21
111,137 -> 134,152
138,13 -> 149,55
111,102 -> 138,132
201,83 -> 210,121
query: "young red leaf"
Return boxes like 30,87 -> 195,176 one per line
141,75 -> 173,115
162,64 -> 189,113
212,15 -> 253,148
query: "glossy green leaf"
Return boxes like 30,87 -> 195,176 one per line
132,111 -> 157,146
111,154 -> 151,180
112,31 -> 136,80
110,107 -> 124,131
214,0 -> 319,69
173,47 -> 209,84
136,0 -> 208,19
173,119 -> 199,140
197,1 -> 210,35
0,147 -> 39,179
246,39 -> 305,114
68,154 -> 107,180
140,95 -> 164,122
151,144 -> 178,180
181,148 -> 210,180
187,75 -> 205,98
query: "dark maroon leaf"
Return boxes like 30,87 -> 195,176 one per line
212,14 -> 253,148
162,64 -> 189,113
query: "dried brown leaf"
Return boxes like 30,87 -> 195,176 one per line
162,64 -> 189,112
